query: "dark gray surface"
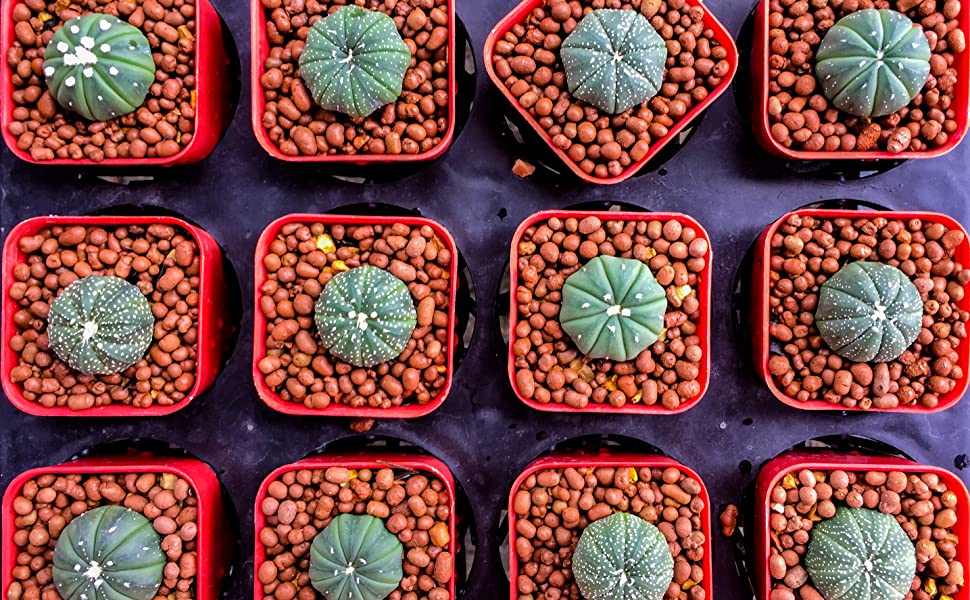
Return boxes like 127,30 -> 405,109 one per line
2,0 -> 970,598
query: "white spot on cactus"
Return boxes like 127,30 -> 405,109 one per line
57,42 -> 69,53
71,25 -> 80,34
65,76 -> 76,88
100,19 -> 112,30
80,36 -> 95,49
100,43 -> 111,52
83,67 -> 93,78
581,302 -> 590,308
109,66 -> 119,76
44,66 -> 54,76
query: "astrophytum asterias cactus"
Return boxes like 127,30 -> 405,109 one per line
805,507 -> 917,600
815,9 -> 931,118
560,9 -> 668,115
560,255 -> 667,362
572,512 -> 674,600
299,6 -> 411,119
42,14 -> 156,122
47,275 -> 154,376
314,265 -> 417,368
814,261 -> 922,363
52,505 -> 165,600
309,514 -> 404,600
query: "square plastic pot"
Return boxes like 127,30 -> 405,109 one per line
508,210 -> 713,414
2,455 -> 233,600
1,215 -> 229,416
754,451 -> 970,600
252,213 -> 460,418
484,0 -> 739,185
751,208 -> 970,413
751,0 -> 970,161
253,453 -> 458,600
249,0 -> 457,164
0,0 -> 233,166
507,450 -> 714,599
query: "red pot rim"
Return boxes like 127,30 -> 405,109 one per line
507,209 -> 713,414
1,215 -> 226,417
484,0 -> 739,185
252,213 -> 459,418
754,451 -> 970,600
507,451 -> 714,599
253,453 -> 459,600
751,0 -> 970,161
751,208 -> 970,413
0,0 -> 229,166
1,456 -> 229,600
249,0 -> 458,164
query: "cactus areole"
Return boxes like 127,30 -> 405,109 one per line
52,506 -> 166,600
571,512 -> 674,600
815,9 -> 931,118
42,14 -> 156,122
309,514 -> 404,600
805,507 -> 917,600
560,9 -> 668,115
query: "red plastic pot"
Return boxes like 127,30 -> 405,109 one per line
754,451 -> 970,600
507,451 -> 714,599
249,0 -> 457,164
751,208 -> 970,413
1,215 -> 230,416
508,210 -> 713,414
252,213 -> 460,418
0,0 -> 233,166
484,0 -> 739,185
751,0 -> 970,161
2,455 -> 233,600
253,453 -> 459,600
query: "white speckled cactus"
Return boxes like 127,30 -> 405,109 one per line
52,506 -> 165,600
42,14 -> 156,122
560,9 -> 668,115
314,266 -> 417,368
572,512 -> 674,600
815,9 -> 931,118
299,6 -> 412,119
309,514 -> 404,600
47,275 -> 154,376
805,507 -> 917,600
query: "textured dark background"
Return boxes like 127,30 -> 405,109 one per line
2,0 -> 970,598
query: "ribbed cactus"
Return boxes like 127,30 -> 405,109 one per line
309,514 -> 404,600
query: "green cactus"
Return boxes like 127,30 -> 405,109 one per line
572,512 -> 674,600
47,275 -> 154,376
560,9 -> 668,115
815,9 -> 931,118
314,266 -> 417,368
42,14 -> 156,122
298,6 -> 411,119
52,506 -> 166,600
805,507 -> 917,600
814,261 -> 922,363
559,255 -> 667,362
309,514 -> 404,600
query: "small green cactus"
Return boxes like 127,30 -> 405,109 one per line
559,255 -> 667,362
309,514 -> 404,600
314,266 -> 417,368
43,14 -> 156,122
52,506 -> 166,600
47,275 -> 154,376
815,9 -> 931,118
299,6 -> 412,119
560,9 -> 668,115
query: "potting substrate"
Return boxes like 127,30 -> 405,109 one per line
3,0 -> 970,598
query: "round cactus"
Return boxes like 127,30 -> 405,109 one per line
560,255 -> 667,362
299,6 -> 411,119
314,266 -> 417,368
805,507 -> 917,600
815,9 -> 931,118
814,261 -> 922,363
47,275 -> 154,376
560,9 -> 668,115
52,505 -> 166,600
309,514 -> 404,600
42,14 -> 156,122
572,512 -> 674,600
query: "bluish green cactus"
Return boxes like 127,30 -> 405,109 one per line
309,514 -> 404,600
